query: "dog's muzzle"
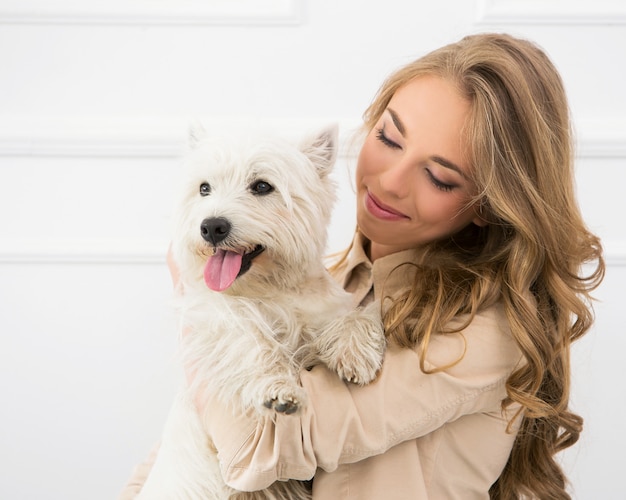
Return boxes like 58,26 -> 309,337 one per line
200,217 -> 265,291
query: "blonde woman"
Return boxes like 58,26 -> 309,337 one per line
122,33 -> 604,499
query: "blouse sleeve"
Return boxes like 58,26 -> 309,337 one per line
207,305 -> 522,492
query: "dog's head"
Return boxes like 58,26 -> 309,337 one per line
171,123 -> 339,296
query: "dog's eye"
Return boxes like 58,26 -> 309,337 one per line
250,180 -> 274,195
199,183 -> 211,196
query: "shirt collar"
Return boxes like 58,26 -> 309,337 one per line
335,231 -> 421,307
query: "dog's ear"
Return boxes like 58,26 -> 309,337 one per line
188,121 -> 208,149
300,124 -> 339,177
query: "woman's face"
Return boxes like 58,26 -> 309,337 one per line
356,75 -> 485,260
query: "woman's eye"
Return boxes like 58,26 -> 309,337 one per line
376,127 -> 401,149
426,170 -> 455,192
199,183 -> 211,196
250,180 -> 274,195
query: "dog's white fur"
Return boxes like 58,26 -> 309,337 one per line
136,124 -> 385,499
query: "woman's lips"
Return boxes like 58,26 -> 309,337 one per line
365,191 -> 409,221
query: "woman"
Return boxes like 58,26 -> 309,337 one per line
122,33 -> 604,499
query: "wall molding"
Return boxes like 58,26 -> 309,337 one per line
577,139 -> 626,159
0,116 -> 623,160
0,239 -> 169,265
0,0 -> 303,26
477,0 -> 626,25
607,242 -> 626,267
0,116 -> 361,159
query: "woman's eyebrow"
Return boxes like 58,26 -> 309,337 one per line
431,155 -> 468,180
387,108 -> 406,136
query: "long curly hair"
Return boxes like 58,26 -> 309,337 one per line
350,33 -> 605,499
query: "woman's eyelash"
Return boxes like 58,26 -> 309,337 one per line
375,126 -> 455,192
426,169 -> 455,192
376,127 -> 401,149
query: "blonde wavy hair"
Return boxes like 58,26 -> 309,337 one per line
338,33 -> 605,499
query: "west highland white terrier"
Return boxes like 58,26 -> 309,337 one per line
136,124 -> 385,499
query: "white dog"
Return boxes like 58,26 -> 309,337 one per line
136,124 -> 385,499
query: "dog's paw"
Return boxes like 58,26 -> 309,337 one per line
334,333 -> 385,385
259,381 -> 307,415
318,302 -> 386,386
263,396 -> 300,415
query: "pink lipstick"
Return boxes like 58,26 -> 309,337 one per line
365,191 -> 408,221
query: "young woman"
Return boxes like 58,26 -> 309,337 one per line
122,33 -> 605,499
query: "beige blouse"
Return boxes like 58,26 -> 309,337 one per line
121,233 -> 523,499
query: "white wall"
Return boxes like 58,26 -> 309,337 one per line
0,1 -> 624,498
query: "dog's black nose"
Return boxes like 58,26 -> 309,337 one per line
200,217 -> 231,245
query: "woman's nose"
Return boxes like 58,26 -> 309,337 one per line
378,160 -> 411,199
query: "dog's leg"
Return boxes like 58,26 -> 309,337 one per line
244,340 -> 307,415
191,322 -> 308,416
313,301 -> 386,385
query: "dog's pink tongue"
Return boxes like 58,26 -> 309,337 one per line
204,249 -> 243,291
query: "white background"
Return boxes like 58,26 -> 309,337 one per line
0,1 -> 625,498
